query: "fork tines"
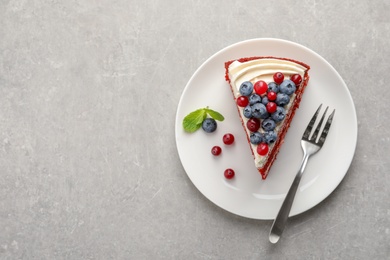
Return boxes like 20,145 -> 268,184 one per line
303,104 -> 335,144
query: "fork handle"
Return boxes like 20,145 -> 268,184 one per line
269,153 -> 310,243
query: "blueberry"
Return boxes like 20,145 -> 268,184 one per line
243,105 -> 252,118
251,103 -> 269,119
250,132 -> 263,145
264,131 -> 277,144
271,106 -> 286,122
262,118 -> 276,131
202,118 -> 217,133
249,93 -> 261,105
275,93 -> 290,106
239,81 -> 254,96
268,82 -> 279,93
279,80 -> 296,95
261,96 -> 269,106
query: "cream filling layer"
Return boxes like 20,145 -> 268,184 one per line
228,58 -> 306,168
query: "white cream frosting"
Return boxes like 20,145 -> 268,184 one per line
227,58 -> 306,168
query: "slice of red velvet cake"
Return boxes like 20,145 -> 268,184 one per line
225,57 -> 310,179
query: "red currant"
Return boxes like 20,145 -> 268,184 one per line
236,96 -> 249,107
211,146 -> 222,156
246,118 -> 260,132
224,168 -> 235,179
273,72 -> 284,84
267,91 -> 277,101
266,102 -> 277,113
257,143 -> 269,156
223,133 -> 235,145
290,74 -> 302,86
254,80 -> 268,95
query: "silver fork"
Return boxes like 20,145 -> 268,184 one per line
269,104 -> 335,244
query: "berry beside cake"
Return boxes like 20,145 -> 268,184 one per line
225,57 -> 310,179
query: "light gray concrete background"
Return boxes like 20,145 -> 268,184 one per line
1,0 -> 389,259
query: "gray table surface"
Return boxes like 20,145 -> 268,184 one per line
1,0 -> 389,259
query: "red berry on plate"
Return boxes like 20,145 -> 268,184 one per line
290,74 -> 302,86
211,146 -> 222,156
246,118 -> 260,132
236,96 -> 249,107
267,91 -> 277,101
257,143 -> 269,156
254,80 -> 268,95
266,102 -> 277,113
273,72 -> 284,84
223,133 -> 235,145
224,168 -> 235,179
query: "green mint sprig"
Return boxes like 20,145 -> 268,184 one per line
182,107 -> 224,133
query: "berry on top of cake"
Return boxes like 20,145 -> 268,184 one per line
225,57 -> 310,179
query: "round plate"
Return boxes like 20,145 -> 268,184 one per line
175,38 -> 357,220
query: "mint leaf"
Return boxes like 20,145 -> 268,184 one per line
182,107 -> 224,133
205,108 -> 224,121
182,108 -> 207,133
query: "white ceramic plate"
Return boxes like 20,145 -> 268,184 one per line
175,38 -> 357,220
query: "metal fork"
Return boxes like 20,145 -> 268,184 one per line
269,104 -> 335,244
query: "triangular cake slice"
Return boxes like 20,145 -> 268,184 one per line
225,57 -> 310,179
